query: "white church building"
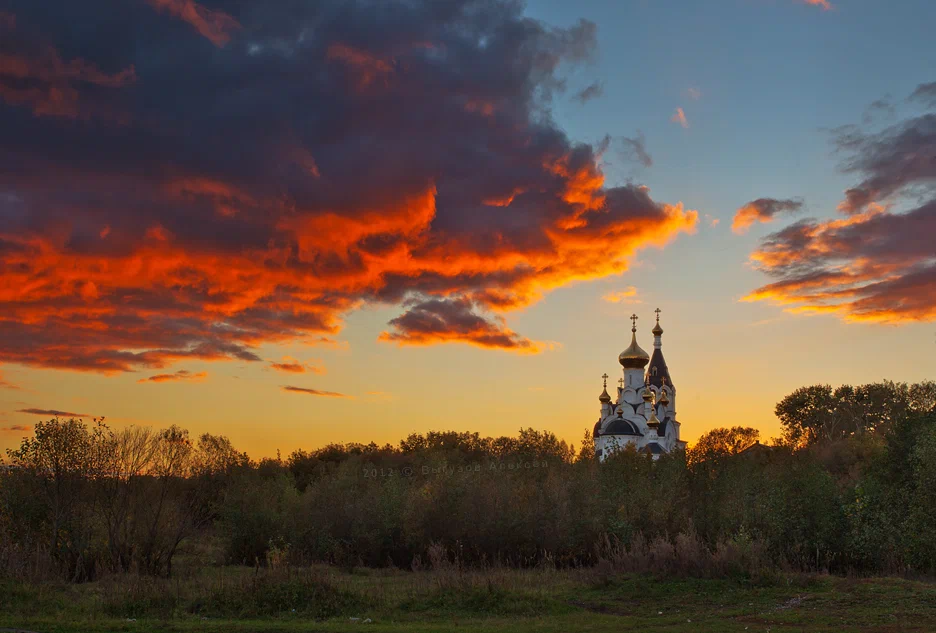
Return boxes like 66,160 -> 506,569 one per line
593,310 -> 685,460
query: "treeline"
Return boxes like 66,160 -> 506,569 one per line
1,380 -> 934,582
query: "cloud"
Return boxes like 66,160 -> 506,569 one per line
0,17 -> 136,119
687,87 -> 702,101
282,386 -> 349,398
603,286 -> 641,304
744,85 -> 936,324
619,132 -> 653,168
704,214 -> 720,228
732,198 -> 805,234
269,357 -> 324,374
1,424 -> 31,432
0,369 -> 19,390
16,408 -> 90,417
0,0 -> 697,373
145,0 -> 241,47
137,369 -> 207,383
379,297 -> 540,352
909,82 -> 936,108
802,0 -> 833,9
863,98 -> 895,124
574,81 -> 603,104
671,107 -> 689,128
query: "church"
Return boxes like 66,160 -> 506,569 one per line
593,310 -> 685,460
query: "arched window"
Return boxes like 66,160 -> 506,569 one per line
652,367 -> 658,376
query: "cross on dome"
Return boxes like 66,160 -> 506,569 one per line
630,313 -> 638,331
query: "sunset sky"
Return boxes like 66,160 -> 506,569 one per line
1,0 -> 934,457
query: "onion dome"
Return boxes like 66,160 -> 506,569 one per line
647,408 -> 660,428
659,388 -> 670,406
598,373 -> 612,404
652,321 -> 663,336
642,386 -> 654,403
619,315 -> 650,369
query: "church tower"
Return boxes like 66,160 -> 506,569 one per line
592,310 -> 685,460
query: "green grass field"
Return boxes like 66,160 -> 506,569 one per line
3,566 -> 935,633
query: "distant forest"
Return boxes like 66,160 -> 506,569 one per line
1,380 -> 934,582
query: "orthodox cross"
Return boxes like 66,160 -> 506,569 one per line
618,377 -> 624,389
630,313 -> 638,331
601,373 -> 609,389
655,307 -> 661,323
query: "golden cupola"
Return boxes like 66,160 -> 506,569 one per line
598,373 -> 612,404
619,314 -> 650,369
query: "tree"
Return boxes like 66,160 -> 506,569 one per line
686,426 -> 760,464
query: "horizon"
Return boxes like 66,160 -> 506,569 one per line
2,0 -> 935,459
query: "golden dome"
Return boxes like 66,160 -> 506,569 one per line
652,321 -> 663,336
659,388 -> 670,406
619,331 -> 650,369
599,387 -> 612,404
642,387 -> 654,402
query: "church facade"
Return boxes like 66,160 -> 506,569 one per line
593,310 -> 685,460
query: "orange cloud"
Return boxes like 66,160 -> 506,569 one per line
603,286 -> 641,304
146,0 -> 241,47
137,370 -> 208,383
282,386 -> 349,398
269,357 -> 325,374
1,425 -> 31,433
0,0 -> 699,372
671,107 -> 689,128
802,0 -> 833,9
732,198 -> 804,234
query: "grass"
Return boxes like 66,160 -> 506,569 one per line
2,566 -> 935,633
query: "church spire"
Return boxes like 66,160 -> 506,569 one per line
646,309 -> 673,390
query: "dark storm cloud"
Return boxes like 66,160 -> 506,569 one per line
0,0 -> 697,371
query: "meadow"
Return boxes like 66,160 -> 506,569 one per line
4,564 -> 936,633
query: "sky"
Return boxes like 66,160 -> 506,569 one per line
1,0 -> 935,457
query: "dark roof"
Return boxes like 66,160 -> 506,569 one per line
642,442 -> 666,455
604,418 -> 643,436
657,416 -> 670,437
593,420 -> 602,438
647,348 -> 673,390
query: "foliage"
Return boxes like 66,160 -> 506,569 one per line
2,380 -> 935,582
